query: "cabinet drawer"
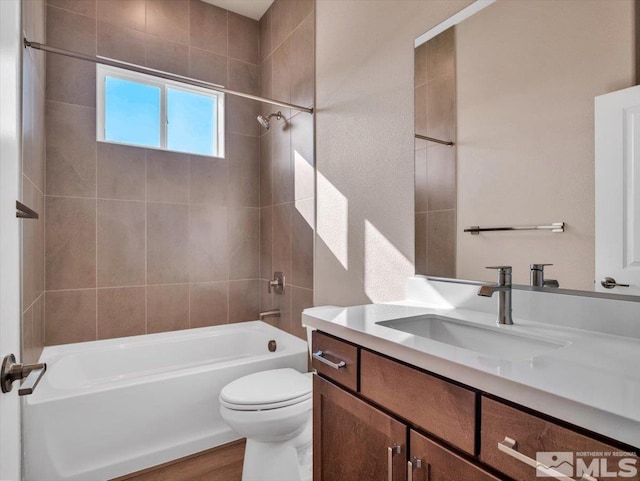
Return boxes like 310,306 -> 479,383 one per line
410,430 -> 501,481
311,331 -> 358,391
480,396 -> 640,481
360,350 -> 477,455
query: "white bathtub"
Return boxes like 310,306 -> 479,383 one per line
23,321 -> 309,481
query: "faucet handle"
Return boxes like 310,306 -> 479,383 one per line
485,266 -> 512,286
485,266 -> 512,273
530,263 -> 552,269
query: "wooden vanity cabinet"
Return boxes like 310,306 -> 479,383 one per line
311,331 -> 639,481
313,375 -> 407,481
409,430 -> 501,481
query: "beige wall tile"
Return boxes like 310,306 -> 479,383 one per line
188,47 -> 227,86
97,21 -> 146,66
97,286 -> 146,339
189,155 -> 228,205
228,280 -> 260,322
228,59 -> 260,96
292,198 -> 313,289
270,281 -> 291,332
228,12 -> 259,65
97,200 -> 146,287
47,5 -> 95,54
97,143 -> 146,201
260,57 -> 273,118
271,40 -> 291,107
189,0 -> 227,55
260,206 -> 273,279
259,7 -> 272,62
290,112 -> 314,201
45,289 -> 96,345
189,282 -> 228,327
22,306 -> 34,365
291,286 -> 312,339
271,0 -> 312,51
228,207 -> 259,280
146,0 -> 189,45
46,196 -> 96,290
415,42 -> 427,87
414,84 -> 427,138
426,210 -> 456,278
290,14 -> 314,108
226,96 -> 260,137
189,204 -> 228,282
271,118 -> 293,204
22,178 -> 36,309
259,130 -> 273,207
97,0 -> 146,32
147,203 -> 189,284
146,149 -> 189,203
227,133 -> 259,207
427,144 -> 456,211
46,55 -> 96,107
146,35 -> 189,77
425,76 -> 455,143
415,213 -> 427,276
46,101 -> 96,197
426,28 -> 455,83
415,147 -> 427,212
47,0 -> 96,17
272,202 -> 292,278
147,284 -> 189,333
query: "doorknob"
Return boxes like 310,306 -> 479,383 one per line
600,277 -> 630,289
1,354 -> 47,395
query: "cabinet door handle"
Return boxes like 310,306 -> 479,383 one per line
407,457 -> 422,481
387,445 -> 401,481
312,350 -> 346,369
498,437 -> 598,481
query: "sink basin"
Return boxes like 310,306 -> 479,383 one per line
376,315 -> 567,361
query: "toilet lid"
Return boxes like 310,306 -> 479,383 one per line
220,368 -> 312,410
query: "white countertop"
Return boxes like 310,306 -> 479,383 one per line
302,302 -> 640,448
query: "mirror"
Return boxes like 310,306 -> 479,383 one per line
414,0 -> 637,293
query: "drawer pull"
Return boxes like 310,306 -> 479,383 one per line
312,350 -> 346,369
387,445 -> 401,481
498,437 -> 598,481
407,458 -> 422,481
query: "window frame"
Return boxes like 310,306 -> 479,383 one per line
96,64 -> 225,158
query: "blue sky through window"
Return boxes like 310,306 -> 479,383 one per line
167,88 -> 216,156
105,77 -> 161,147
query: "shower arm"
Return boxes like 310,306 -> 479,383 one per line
24,38 -> 314,115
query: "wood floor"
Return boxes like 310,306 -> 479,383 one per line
111,439 -> 245,481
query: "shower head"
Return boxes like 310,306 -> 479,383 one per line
256,111 -> 283,130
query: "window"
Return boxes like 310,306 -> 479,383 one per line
97,64 -> 224,157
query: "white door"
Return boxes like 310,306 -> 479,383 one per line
595,85 -> 640,295
0,0 -> 24,479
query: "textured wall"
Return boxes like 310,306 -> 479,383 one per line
258,0 -> 315,339
44,0 -> 262,344
22,0 -> 46,363
455,0 -> 634,289
314,0 -> 472,306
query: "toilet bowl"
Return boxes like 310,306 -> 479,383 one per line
219,368 -> 313,481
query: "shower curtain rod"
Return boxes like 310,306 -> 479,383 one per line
24,38 -> 314,114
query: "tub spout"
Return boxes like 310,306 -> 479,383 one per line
260,309 -> 281,320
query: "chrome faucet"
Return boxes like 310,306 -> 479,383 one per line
530,263 -> 559,288
477,266 -> 513,325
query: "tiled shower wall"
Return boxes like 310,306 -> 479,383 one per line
22,0 -> 47,364
44,0 -> 263,344
258,0 -> 315,340
414,27 -> 456,277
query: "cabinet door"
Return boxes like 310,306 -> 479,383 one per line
314,375 -> 407,481
409,430 -> 501,481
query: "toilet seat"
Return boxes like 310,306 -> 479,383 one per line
220,368 -> 312,411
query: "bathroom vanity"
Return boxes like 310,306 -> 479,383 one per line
303,279 -> 640,481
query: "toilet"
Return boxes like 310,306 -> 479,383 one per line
219,368 -> 313,481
